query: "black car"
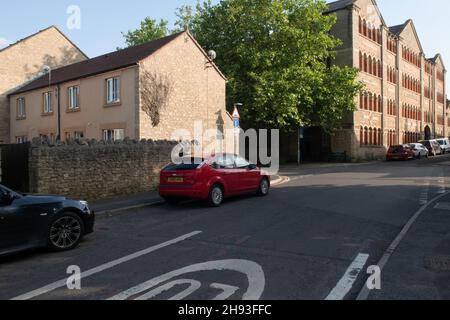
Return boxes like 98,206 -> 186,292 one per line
0,184 -> 95,256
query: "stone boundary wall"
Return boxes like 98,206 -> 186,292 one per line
29,138 -> 177,201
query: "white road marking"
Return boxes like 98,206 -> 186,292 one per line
11,231 -> 202,301
325,253 -> 369,301
419,182 -> 430,205
136,279 -> 201,301
108,259 -> 265,301
357,191 -> 450,300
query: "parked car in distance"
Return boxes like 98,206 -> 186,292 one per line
386,145 -> 415,161
0,184 -> 95,257
419,140 -> 443,156
159,154 -> 271,207
408,143 -> 429,159
436,138 -> 450,154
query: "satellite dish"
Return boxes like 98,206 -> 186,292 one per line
207,50 -> 217,61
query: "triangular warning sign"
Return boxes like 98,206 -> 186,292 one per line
232,107 -> 240,119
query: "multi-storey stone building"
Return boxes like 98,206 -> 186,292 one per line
0,26 -> 87,144
327,0 -> 447,161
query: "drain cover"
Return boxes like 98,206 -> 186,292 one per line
424,256 -> 450,271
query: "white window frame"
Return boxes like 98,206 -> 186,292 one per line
106,77 -> 120,104
43,92 -> 53,114
74,131 -> 84,139
17,98 -> 26,118
16,136 -> 28,144
68,86 -> 80,110
103,129 -> 125,142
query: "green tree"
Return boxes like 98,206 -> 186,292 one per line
188,0 -> 362,132
122,18 -> 170,47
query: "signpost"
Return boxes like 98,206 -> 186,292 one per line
232,104 -> 241,155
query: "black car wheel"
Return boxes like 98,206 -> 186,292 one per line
48,212 -> 84,251
257,178 -> 270,196
208,184 -> 224,207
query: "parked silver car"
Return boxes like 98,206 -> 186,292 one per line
436,138 -> 450,154
408,143 -> 429,159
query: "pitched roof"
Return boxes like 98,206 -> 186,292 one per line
324,0 -> 354,14
11,32 -> 185,95
0,25 -> 88,59
388,23 -> 407,36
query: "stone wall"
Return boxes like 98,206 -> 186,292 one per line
28,138 -> 177,201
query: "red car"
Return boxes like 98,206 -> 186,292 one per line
386,145 -> 415,161
159,154 -> 271,207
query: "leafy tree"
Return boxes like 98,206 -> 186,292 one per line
123,0 -> 363,132
122,18 -> 170,47
189,0 -> 362,132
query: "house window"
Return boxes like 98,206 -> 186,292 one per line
40,133 -> 55,143
106,77 -> 121,104
68,86 -> 80,110
74,131 -> 84,139
16,136 -> 28,144
103,129 -> 125,141
17,98 -> 26,119
43,92 -> 53,114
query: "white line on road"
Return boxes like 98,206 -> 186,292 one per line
11,231 -> 202,301
325,253 -> 369,301
357,191 -> 450,300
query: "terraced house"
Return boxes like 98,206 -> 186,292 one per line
327,0 -> 447,161
0,26 -> 87,144
8,31 -> 233,149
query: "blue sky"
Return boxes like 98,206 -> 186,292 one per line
0,0 -> 448,89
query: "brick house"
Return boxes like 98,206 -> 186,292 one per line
0,26 -> 87,144
9,31 -> 234,151
327,0 -> 447,161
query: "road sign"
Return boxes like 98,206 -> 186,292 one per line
233,119 -> 240,129
232,107 -> 240,120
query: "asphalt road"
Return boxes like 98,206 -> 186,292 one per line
1,155 -> 450,300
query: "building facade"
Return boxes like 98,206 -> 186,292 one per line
0,26 -> 87,144
327,0 -> 447,161
9,32 -> 234,151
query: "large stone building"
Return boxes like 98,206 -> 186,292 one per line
8,31 -> 234,151
327,0 -> 447,161
0,26 -> 87,144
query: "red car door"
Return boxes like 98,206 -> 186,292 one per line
234,156 -> 260,193
213,155 -> 240,196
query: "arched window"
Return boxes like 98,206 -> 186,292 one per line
364,54 -> 368,72
378,95 -> 382,112
359,51 -> 363,70
360,127 -> 364,146
364,127 -> 368,145
364,93 -> 368,109
372,58 -> 379,76
369,128 -> 373,145
360,93 -> 364,109
363,19 -> 367,36
359,16 -> 363,34
378,129 -> 382,146
368,56 -> 372,74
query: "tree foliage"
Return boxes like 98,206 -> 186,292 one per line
122,18 -> 170,47
123,0 -> 363,132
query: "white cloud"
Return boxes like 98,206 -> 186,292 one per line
0,37 -> 10,48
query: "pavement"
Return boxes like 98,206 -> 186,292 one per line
1,156 -> 450,300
